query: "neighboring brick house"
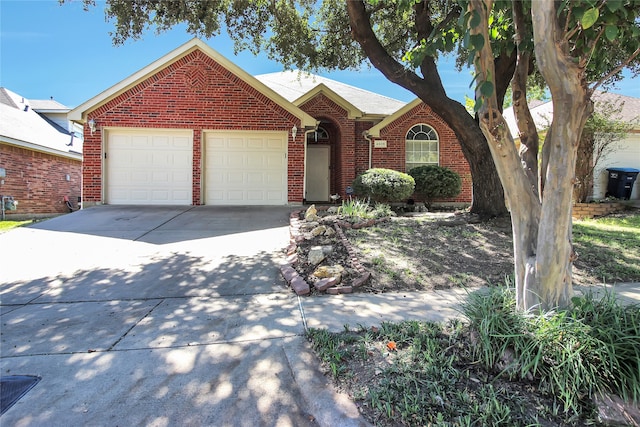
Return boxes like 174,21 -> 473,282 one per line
69,38 -> 471,207
0,88 -> 82,218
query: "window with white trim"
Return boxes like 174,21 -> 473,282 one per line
406,124 -> 439,171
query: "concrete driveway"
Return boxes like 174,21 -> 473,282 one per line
0,206 -> 365,426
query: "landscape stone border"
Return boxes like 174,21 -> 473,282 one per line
280,207 -> 374,296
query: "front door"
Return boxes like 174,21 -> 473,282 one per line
306,145 -> 330,202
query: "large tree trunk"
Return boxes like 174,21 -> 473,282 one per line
469,0 -> 592,310
531,1 -> 592,309
346,1 -> 507,218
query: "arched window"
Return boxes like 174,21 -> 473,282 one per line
405,124 -> 439,171
307,126 -> 329,143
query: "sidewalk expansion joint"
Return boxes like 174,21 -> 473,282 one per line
106,299 -> 164,351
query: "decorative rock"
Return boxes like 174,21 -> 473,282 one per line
300,221 -> 320,230
323,227 -> 335,237
291,277 -> 310,295
321,245 -> 334,255
314,277 -> 339,291
327,206 -> 339,214
305,204 -> 319,221
352,272 -> 371,288
313,265 -> 345,279
326,287 -> 340,295
286,254 -> 298,265
308,246 -> 327,265
309,225 -> 328,237
594,393 -> 640,426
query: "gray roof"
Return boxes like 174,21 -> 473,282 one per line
30,98 -> 71,112
0,87 -> 82,157
255,70 -> 406,116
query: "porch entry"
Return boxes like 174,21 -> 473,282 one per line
306,144 -> 330,202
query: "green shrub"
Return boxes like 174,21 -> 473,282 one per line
409,165 -> 461,207
352,168 -> 415,203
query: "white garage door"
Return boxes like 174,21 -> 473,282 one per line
106,129 -> 193,205
204,131 -> 287,205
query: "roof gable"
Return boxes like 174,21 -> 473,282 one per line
294,83 -> 363,119
255,70 -> 406,117
69,39 -> 316,129
366,98 -> 423,137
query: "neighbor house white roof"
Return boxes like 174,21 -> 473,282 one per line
0,87 -> 82,159
503,91 -> 640,138
255,70 -> 407,117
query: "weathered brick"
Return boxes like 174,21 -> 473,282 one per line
291,277 -> 310,295
314,277 -> 339,291
352,272 -> 371,288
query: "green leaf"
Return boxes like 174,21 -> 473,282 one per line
474,96 -> 484,113
605,25 -> 619,41
470,10 -> 481,28
480,80 -> 495,97
606,0 -> 622,12
470,33 -> 485,50
581,8 -> 599,30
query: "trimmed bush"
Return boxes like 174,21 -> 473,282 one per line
409,165 -> 461,207
352,168 -> 415,203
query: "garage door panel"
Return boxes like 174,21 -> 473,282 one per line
204,131 -> 287,205
107,130 -> 192,205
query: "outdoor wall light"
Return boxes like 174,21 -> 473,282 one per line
88,118 -> 97,135
291,124 -> 298,141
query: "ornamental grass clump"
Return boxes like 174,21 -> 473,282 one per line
462,285 -> 640,415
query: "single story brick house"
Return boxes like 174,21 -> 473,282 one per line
69,38 -> 471,207
0,88 -> 82,218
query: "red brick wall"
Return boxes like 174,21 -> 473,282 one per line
0,143 -> 81,216
375,103 -> 472,204
83,49 -> 302,205
299,94 -> 357,199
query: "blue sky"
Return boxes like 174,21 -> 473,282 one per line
1,0 -> 638,109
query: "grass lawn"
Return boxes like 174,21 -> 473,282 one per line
0,220 -> 32,232
307,212 -> 640,426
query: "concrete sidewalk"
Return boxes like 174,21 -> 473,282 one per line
1,207 -> 638,426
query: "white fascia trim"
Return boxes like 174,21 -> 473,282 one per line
1,137 -> 82,161
293,83 -> 363,120
69,38 -> 316,129
367,98 -> 423,137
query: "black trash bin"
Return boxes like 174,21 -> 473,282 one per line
606,167 -> 640,200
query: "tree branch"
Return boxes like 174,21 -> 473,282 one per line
591,46 -> 640,93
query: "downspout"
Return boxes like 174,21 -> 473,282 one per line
363,130 -> 373,169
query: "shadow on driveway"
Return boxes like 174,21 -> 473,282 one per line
1,247 -> 315,425
26,205 -> 294,245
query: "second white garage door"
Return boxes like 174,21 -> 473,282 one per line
204,131 -> 287,205
106,129 -> 193,205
